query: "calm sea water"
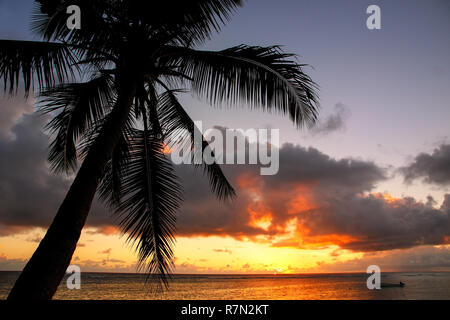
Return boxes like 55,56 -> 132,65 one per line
1,271 -> 449,300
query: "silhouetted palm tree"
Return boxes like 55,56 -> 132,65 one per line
0,0 -> 318,299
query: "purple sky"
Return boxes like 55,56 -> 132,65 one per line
186,0 -> 450,202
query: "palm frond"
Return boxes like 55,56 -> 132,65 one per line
116,129 -> 183,290
0,40 -> 77,95
158,89 -> 235,200
134,84 -> 163,138
39,73 -> 115,173
170,45 -> 319,127
24,0 -> 320,293
118,0 -> 242,46
33,0 -> 119,65
33,0 -> 116,44
98,128 -> 131,206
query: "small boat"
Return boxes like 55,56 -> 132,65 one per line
381,281 -> 405,288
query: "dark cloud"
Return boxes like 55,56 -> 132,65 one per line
401,144 -> 450,186
0,111 -> 70,230
309,103 -> 350,136
176,144 -> 450,252
0,100 -> 449,254
0,94 -> 33,138
175,143 -> 388,240
285,193 -> 450,252
0,98 -> 112,234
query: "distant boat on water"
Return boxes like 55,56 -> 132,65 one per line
381,281 -> 405,288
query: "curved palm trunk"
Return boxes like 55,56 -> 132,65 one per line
7,79 -> 136,300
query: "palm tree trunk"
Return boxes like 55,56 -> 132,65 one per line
7,77 -> 136,300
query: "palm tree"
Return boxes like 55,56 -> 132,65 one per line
1,0 -> 319,299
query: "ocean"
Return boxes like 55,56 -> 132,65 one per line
1,271 -> 449,300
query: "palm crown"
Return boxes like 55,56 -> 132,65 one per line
0,0 -> 318,292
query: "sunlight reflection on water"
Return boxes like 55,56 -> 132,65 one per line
1,272 -> 449,300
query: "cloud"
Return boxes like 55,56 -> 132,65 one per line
25,233 -> 42,243
0,225 -> 34,237
213,249 -> 233,254
67,257 -> 138,273
308,103 -> 350,136
175,143 -> 450,252
0,97 -> 116,234
311,245 -> 450,273
0,253 -> 27,271
99,248 -> 112,255
0,110 -> 70,231
276,193 -> 450,252
0,99 -> 449,256
175,143 -> 388,239
0,94 -> 34,138
85,226 -> 121,236
400,144 -> 450,186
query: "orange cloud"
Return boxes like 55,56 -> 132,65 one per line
286,185 -> 317,214
247,204 -> 273,231
86,226 -> 121,236
369,192 -> 402,206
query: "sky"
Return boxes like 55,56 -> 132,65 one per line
0,0 -> 450,274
